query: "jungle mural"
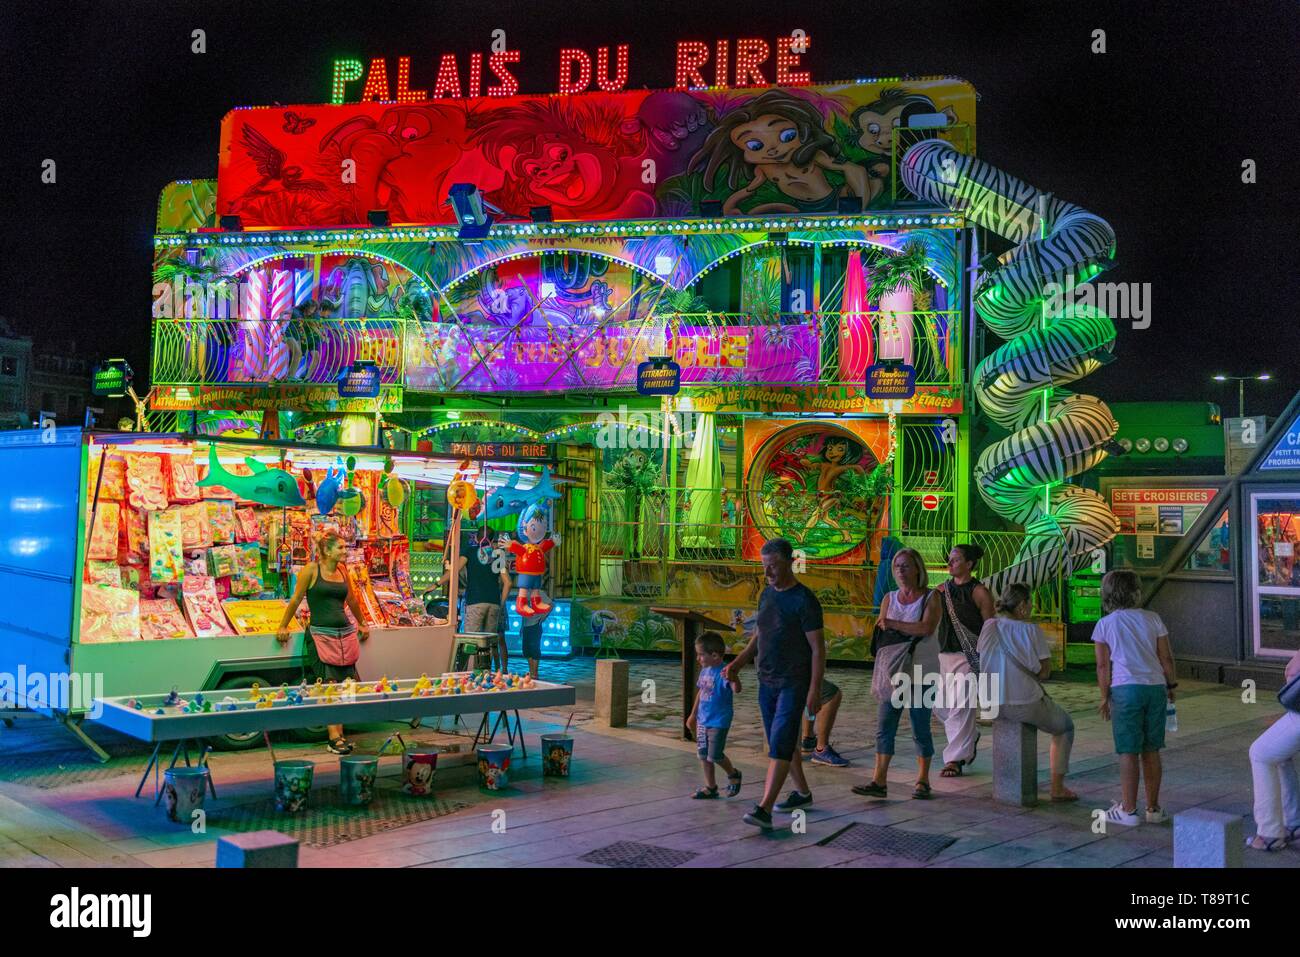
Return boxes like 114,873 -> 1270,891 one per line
216,79 -> 975,228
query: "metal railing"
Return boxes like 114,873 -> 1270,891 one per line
563,487 -> 1065,622
150,318 -> 408,386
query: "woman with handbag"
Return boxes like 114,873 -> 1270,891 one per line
977,584 -> 1077,802
1245,648 -> 1300,851
853,547 -> 942,800
935,544 -> 994,777
277,532 -> 371,755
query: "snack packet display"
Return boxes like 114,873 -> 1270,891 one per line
181,575 -> 233,637
88,451 -> 128,501
207,544 -> 238,578
139,598 -> 194,640
123,507 -> 149,565
124,453 -> 169,511
345,563 -> 385,627
180,502 -> 213,550
148,508 -> 184,583
229,543 -> 263,596
87,501 -> 122,561
234,507 -> 260,543
87,560 -> 122,587
207,500 -> 236,544
168,455 -> 201,502
79,584 -> 140,643
389,538 -> 413,600
223,599 -> 289,636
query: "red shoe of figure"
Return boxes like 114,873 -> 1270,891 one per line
530,594 -> 552,613
516,594 -> 535,617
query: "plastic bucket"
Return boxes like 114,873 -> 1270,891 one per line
402,747 -> 438,796
162,766 -> 209,824
274,759 -> 315,813
540,734 -> 574,777
476,744 -> 513,790
339,755 -> 379,806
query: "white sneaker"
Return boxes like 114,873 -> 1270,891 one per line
1105,802 -> 1141,827
1145,806 -> 1168,824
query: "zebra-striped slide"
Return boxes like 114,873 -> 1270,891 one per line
901,139 -> 1122,597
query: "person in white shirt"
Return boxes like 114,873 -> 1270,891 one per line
1092,570 -> 1178,828
1245,649 -> 1300,851
977,584 -> 1077,802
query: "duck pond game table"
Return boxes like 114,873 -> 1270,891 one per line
90,676 -> 577,800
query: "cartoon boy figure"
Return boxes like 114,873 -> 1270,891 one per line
498,503 -> 561,618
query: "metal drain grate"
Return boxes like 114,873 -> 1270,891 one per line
204,784 -> 473,847
817,823 -> 955,862
580,841 -> 699,868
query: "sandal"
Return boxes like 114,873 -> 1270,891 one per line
913,781 -> 933,800
1244,835 -> 1289,852
328,737 -> 353,755
725,771 -> 743,797
940,762 -> 963,778
852,781 -> 888,798
692,786 -> 719,800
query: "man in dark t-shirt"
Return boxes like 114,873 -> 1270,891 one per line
724,538 -> 826,830
449,531 -> 511,670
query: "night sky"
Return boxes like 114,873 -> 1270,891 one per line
1,0 -> 1297,416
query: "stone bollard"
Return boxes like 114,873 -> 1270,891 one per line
992,720 -> 1038,807
216,830 -> 300,868
1173,809 -> 1243,868
595,658 -> 630,728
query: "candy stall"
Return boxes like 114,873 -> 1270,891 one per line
0,427 -> 563,752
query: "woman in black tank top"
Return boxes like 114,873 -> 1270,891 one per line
936,544 -> 995,777
277,532 -> 370,753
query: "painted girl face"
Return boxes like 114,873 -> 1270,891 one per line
856,107 -> 905,155
730,114 -> 802,165
824,439 -> 850,464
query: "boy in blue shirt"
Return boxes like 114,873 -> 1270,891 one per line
686,631 -> 742,799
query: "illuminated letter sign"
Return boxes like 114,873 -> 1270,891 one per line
338,361 -> 382,399
91,359 -> 133,398
636,356 -> 682,396
864,362 -> 916,400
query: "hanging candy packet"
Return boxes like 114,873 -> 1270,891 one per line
180,502 -> 214,550
139,598 -> 194,640
124,453 -> 169,511
87,560 -> 122,587
230,542 -> 263,596
79,584 -> 140,643
87,501 -> 122,561
234,507 -> 260,543
181,575 -> 233,637
207,544 -> 239,578
88,451 -> 128,501
206,500 -> 236,544
148,508 -> 185,583
168,455 -> 201,502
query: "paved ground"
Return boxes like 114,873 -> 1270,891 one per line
0,655 -> 1296,868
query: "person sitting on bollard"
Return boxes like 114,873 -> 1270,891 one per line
1245,647 -> 1300,851
977,583 -> 1077,802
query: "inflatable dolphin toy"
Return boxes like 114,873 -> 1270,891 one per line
483,466 -> 565,520
195,445 -> 305,507
314,465 -> 345,515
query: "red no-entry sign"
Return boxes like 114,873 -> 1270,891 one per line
921,494 -> 940,511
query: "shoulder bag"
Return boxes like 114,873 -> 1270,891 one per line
1279,672 -> 1300,714
940,582 -> 982,673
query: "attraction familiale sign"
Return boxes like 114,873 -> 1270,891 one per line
636,357 -> 682,396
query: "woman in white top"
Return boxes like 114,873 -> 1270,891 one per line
1245,648 -> 1300,851
977,583 -> 1076,802
852,548 -> 942,801
1092,569 -> 1178,828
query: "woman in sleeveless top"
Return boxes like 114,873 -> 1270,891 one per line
935,544 -> 994,776
852,547 -> 942,800
277,532 -> 370,754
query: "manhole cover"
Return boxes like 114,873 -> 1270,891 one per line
580,841 -> 699,868
817,823 -> 955,862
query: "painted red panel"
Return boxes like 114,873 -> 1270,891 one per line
216,79 -> 975,228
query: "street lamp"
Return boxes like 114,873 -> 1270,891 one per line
1213,373 -> 1271,419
